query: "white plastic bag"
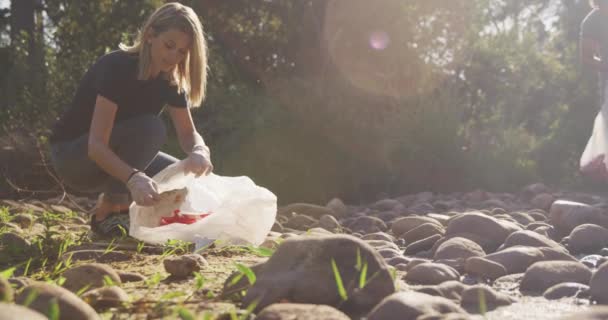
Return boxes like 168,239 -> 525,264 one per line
129,160 -> 277,246
580,84 -> 608,181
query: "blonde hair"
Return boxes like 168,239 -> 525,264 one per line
120,2 -> 207,107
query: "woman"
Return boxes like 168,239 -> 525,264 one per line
581,0 -> 608,103
49,3 -> 213,237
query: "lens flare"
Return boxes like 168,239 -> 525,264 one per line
369,31 -> 390,50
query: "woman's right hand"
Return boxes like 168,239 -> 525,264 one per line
126,171 -> 161,206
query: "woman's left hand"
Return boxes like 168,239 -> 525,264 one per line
184,145 -> 213,177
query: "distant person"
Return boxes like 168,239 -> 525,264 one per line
49,3 -> 213,237
581,0 -> 608,104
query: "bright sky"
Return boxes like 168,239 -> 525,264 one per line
0,0 -> 7,10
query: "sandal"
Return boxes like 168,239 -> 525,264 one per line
90,210 -> 130,238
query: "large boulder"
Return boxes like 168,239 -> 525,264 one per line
0,303 -> 47,320
61,263 -> 121,293
404,263 -> 460,285
520,261 -> 592,294
568,224 -> 608,254
256,303 -> 350,320
15,282 -> 100,320
590,261 -> 608,304
367,291 -> 466,320
501,230 -> 563,251
240,235 -> 395,316
434,237 -> 485,261
445,212 -> 521,252
484,246 -> 545,275
549,200 -> 607,236
392,216 -> 442,237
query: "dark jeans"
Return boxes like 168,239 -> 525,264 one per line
50,115 -> 178,205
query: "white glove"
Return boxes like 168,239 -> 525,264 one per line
184,145 -> 213,177
126,171 -> 160,206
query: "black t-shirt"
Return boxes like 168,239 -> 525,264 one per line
50,50 -> 188,143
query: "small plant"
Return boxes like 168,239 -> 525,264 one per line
47,297 -> 60,320
136,241 -> 145,254
330,259 -> 348,301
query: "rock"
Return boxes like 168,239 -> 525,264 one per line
62,263 -> 122,293
404,262 -> 460,285
163,254 -> 208,278
568,224 -> 608,254
464,257 -> 507,281
16,282 -> 100,320
501,230 -> 563,251
391,216 -> 442,238
367,291 -> 466,320
386,256 -> 410,267
11,213 -> 34,228
538,247 -> 577,262
362,232 -> 396,243
0,232 -> 31,253
528,211 -> 548,222
509,212 -> 536,226
522,183 -> 550,199
81,286 -> 129,311
520,261 -> 592,294
445,212 -> 521,252
326,198 -> 348,219
377,248 -> 402,259
404,234 -> 442,256
372,199 -> 403,211
285,214 -> 318,230
365,240 -> 400,251
0,302 -> 47,320
484,246 -> 545,274
62,250 -> 133,263
543,283 -> 590,300
436,280 -> 468,300
8,277 -> 32,291
530,193 -> 555,211
549,200 -> 606,236
590,261 -> 608,303
581,255 -> 606,269
434,237 -> 485,261
460,285 -> 514,313
240,235 -> 395,315
401,223 -> 444,244
271,221 -> 284,233
347,216 -> 387,234
319,215 -> 341,231
278,203 -> 335,219
117,271 -> 146,283
256,303 -> 350,320
0,277 -> 12,302
558,307 -> 608,319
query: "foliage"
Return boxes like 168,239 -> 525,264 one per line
0,0 -> 601,203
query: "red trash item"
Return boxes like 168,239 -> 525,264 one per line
581,154 -> 608,182
160,209 -> 211,226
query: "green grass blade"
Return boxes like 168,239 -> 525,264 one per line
331,259 -> 348,301
235,263 -> 256,285
358,261 -> 368,289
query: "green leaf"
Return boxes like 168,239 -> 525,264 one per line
177,307 -> 195,320
22,289 -> 39,307
331,259 -> 348,301
47,298 -> 60,320
161,291 -> 186,300
235,263 -> 256,285
355,248 -> 362,271
0,267 -> 16,279
358,261 -> 368,289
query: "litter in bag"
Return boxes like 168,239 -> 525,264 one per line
581,85 -> 608,182
129,160 -> 277,246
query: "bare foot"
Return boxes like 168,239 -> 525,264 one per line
94,194 -> 132,221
